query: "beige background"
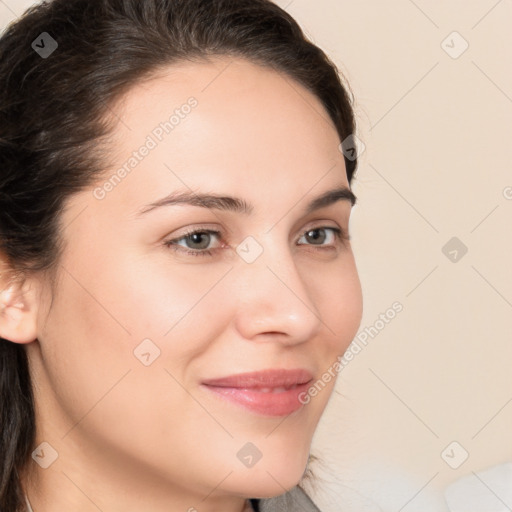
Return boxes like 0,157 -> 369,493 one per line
2,1 -> 511,510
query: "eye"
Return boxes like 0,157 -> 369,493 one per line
164,225 -> 348,258
297,227 -> 346,248
164,229 -> 223,257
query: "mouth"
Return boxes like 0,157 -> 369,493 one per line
201,368 -> 314,417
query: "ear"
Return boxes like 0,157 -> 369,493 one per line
0,262 -> 39,344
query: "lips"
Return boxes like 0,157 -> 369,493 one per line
201,368 -> 314,417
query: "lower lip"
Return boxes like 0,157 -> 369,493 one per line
201,381 -> 312,417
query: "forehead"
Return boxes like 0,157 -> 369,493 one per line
91,56 -> 347,216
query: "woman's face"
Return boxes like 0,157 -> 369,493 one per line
25,57 -> 362,509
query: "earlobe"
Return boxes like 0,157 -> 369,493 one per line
0,280 -> 39,344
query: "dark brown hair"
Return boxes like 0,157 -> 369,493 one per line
0,0 -> 358,509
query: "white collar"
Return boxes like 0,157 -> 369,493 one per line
25,494 -> 34,512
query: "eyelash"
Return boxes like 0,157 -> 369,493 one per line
163,225 -> 349,258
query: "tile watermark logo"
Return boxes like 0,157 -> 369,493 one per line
237,442 -> 262,468
441,441 -> 469,469
32,441 -> 58,469
236,236 -> 264,263
441,31 -> 469,59
442,237 -> 468,263
339,134 -> 366,162
31,32 -> 58,58
133,338 -> 161,366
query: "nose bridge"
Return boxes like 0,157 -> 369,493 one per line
232,232 -> 322,342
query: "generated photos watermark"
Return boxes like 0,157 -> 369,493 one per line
93,97 -> 198,200
299,301 -> 403,404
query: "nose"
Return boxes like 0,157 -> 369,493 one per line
231,235 -> 323,346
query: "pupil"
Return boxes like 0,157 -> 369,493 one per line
190,232 -> 208,249
308,229 -> 324,244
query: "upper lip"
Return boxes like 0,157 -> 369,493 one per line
202,368 -> 314,389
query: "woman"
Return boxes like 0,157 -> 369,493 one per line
0,0 -> 363,510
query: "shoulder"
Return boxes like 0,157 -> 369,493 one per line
251,485 -> 322,512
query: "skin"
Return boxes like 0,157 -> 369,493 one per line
0,56 -> 363,511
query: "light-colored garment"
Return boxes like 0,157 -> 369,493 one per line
444,462 -> 512,512
25,485 -> 321,511
254,485 -> 322,511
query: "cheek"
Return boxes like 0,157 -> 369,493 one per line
38,267 -> 214,465
107,251 -> 233,340
35,277 -> 131,441
339,265 -> 363,339
314,255 -> 363,352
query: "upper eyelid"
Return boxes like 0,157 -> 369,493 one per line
173,220 -> 344,235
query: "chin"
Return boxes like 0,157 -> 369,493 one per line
226,453 -> 309,499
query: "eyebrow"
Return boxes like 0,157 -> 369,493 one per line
137,185 -> 356,217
